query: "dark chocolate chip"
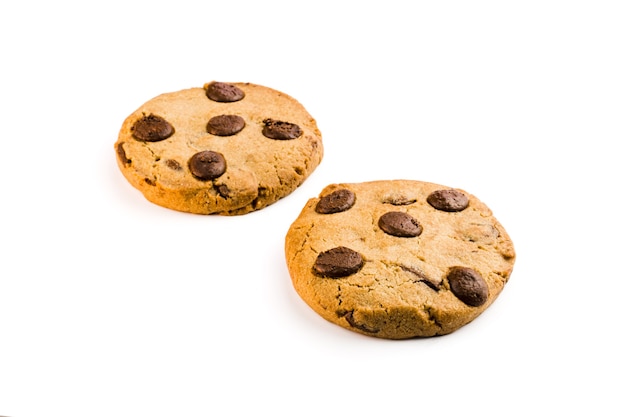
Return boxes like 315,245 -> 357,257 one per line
313,247 -> 364,278
188,151 -> 226,181
116,142 -> 131,166
342,310 -> 379,333
216,184 -> 230,198
206,115 -> 245,136
131,114 -> 175,142
165,159 -> 182,171
262,118 -> 302,140
378,211 -> 423,237
205,82 -> 245,103
315,189 -> 356,214
144,178 -> 156,186
427,189 -> 469,212
447,267 -> 488,307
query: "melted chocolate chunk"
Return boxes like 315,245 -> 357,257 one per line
313,247 -> 364,278
189,151 -> 226,180
378,211 -> 423,237
165,159 -> 182,170
205,82 -> 245,103
342,311 -> 379,333
262,118 -> 302,140
315,189 -> 356,214
131,114 -> 174,142
447,267 -> 488,307
427,189 -> 469,212
206,115 -> 245,136
116,142 -> 131,166
216,184 -> 230,198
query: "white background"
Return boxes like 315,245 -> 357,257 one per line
1,1 -> 625,416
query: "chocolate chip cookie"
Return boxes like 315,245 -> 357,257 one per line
285,180 -> 516,339
115,82 -> 323,215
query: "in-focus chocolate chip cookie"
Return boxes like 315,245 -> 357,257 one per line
285,180 -> 516,339
115,82 -> 323,215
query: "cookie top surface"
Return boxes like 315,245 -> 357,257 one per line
285,180 -> 516,339
115,82 -> 323,215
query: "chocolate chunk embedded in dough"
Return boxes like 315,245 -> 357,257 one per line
205,82 -> 245,102
313,247 -> 364,278
447,266 -> 488,307
165,159 -> 182,171
131,114 -> 175,142
262,118 -> 302,140
378,211 -> 423,237
342,311 -> 379,333
315,189 -> 356,214
189,151 -> 226,181
206,115 -> 245,136
116,142 -> 131,166
427,189 -> 469,212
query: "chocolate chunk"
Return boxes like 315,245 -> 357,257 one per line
342,310 -> 379,333
315,189 -> 356,214
262,118 -> 302,140
131,114 -> 174,142
206,115 -> 245,136
378,211 -> 423,237
447,267 -> 488,307
189,151 -> 226,181
205,82 -> 245,103
116,142 -> 131,166
165,159 -> 182,171
313,247 -> 364,278
427,189 -> 469,212
216,184 -> 230,198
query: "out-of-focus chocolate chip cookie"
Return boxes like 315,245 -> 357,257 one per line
115,82 -> 323,215
285,180 -> 515,339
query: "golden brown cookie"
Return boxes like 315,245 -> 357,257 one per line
115,82 -> 323,215
285,180 -> 516,339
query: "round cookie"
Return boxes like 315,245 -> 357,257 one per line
285,180 -> 516,339
115,81 -> 323,215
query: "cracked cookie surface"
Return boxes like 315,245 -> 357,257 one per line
285,180 -> 516,339
115,82 -> 323,215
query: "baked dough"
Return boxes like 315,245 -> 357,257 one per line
285,180 -> 516,339
115,82 -> 323,215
